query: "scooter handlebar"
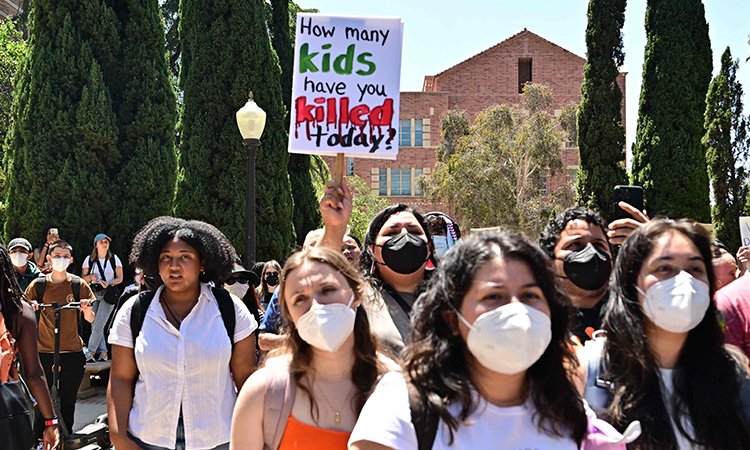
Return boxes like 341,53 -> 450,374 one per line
37,302 -> 82,309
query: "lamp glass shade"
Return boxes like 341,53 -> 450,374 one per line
236,99 -> 267,139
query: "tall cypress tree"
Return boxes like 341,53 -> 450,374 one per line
4,2 -> 119,262
703,47 -> 749,251
108,0 -> 177,258
631,0 -> 712,221
576,0 -> 627,220
175,0 -> 294,261
271,0 -> 320,246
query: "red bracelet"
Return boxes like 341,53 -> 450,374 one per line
44,418 -> 58,427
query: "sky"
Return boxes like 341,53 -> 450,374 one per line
295,0 -> 750,164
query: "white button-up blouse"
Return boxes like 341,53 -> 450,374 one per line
109,283 -> 258,449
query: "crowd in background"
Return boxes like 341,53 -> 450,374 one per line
3,177 -> 750,450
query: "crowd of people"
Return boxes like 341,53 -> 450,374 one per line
3,177 -> 750,450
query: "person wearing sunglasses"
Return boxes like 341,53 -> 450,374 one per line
223,264 -> 263,362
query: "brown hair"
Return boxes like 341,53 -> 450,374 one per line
278,247 -> 383,422
260,260 -> 282,296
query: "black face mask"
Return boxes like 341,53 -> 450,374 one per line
558,243 -> 612,291
265,273 -> 279,286
376,233 -> 429,275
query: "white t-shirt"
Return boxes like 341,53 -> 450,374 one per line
109,283 -> 258,449
349,372 -> 579,450
82,254 -> 122,283
659,368 -> 700,450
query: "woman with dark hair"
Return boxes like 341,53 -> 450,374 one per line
223,263 -> 264,361
318,180 -> 435,354
350,231 -> 634,450
230,247 -> 393,450
107,217 -> 258,450
578,219 -> 750,449
0,243 -> 59,450
33,225 -> 60,274
258,260 -> 281,310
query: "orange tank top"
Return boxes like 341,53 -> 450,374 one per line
277,415 -> 351,450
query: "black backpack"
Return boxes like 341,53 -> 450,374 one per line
35,275 -> 82,303
129,286 -> 236,347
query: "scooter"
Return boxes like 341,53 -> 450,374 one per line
38,302 -> 111,450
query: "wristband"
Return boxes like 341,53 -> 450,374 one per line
44,417 -> 58,427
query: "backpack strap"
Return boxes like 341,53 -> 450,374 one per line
70,275 -> 81,302
35,276 -> 46,302
407,380 -> 439,450
130,290 -> 157,343
212,287 -> 235,347
263,359 -> 296,450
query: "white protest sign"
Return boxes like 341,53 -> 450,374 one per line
288,14 -> 402,160
740,217 -> 750,247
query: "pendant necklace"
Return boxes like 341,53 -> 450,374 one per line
316,382 -> 355,424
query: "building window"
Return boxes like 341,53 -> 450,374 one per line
399,120 -> 411,147
415,168 -> 424,196
568,169 -> 578,185
378,168 -> 426,197
518,58 -> 532,94
540,173 -> 548,197
414,120 -> 423,147
346,157 -> 354,176
391,168 -> 412,196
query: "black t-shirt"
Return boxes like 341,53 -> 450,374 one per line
571,291 -> 609,344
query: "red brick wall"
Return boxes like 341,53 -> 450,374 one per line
0,1 -> 22,18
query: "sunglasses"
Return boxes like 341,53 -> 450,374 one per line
226,276 -> 250,285
265,272 -> 279,277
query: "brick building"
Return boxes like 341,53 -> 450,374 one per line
0,1 -> 22,19
324,29 -> 626,214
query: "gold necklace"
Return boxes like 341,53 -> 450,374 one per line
314,380 -> 356,424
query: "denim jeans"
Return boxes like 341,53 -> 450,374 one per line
88,292 -> 115,353
127,412 -> 229,450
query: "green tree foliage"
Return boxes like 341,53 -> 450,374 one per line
435,109 -> 470,163
161,0 -> 179,81
631,0 -> 712,222
0,19 -> 26,152
703,47 -> 749,251
175,0 -> 294,261
347,174 -> 389,244
4,4 -> 119,262
108,0 -> 177,258
576,0 -> 627,220
270,0 -> 320,246
425,84 -> 574,238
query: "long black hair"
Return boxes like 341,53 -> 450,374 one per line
361,204 -> 436,282
0,244 -> 26,336
602,218 -> 750,449
404,231 -> 587,445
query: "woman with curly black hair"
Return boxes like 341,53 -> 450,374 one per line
350,232 -> 635,450
578,219 -> 750,449
107,217 -> 258,450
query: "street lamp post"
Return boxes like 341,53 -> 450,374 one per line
236,92 -> 267,267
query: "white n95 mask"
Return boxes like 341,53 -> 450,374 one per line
457,302 -> 552,375
637,271 -> 710,333
296,295 -> 356,352
10,253 -> 27,267
225,283 -> 249,300
51,257 -> 71,272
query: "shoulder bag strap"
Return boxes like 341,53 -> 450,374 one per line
263,360 -> 297,450
407,380 -> 439,450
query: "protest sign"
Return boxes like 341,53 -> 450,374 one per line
740,217 -> 750,247
288,14 -> 403,162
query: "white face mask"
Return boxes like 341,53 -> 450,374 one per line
50,257 -> 71,273
637,271 -> 710,333
10,253 -> 28,267
296,294 -> 356,352
457,302 -> 552,375
432,236 -> 449,259
225,282 -> 249,299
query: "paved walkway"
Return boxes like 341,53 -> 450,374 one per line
72,372 -> 108,432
